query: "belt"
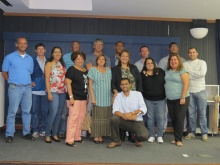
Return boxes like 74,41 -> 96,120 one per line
9,83 -> 31,86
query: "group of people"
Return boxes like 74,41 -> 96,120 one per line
2,37 -> 208,148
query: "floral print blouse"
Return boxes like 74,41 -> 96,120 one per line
49,62 -> 66,93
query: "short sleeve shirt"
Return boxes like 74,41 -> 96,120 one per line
165,68 -> 189,100
85,54 -> 111,68
65,66 -> 88,100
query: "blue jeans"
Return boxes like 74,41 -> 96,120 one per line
59,103 -> 68,135
31,94 -> 49,133
45,92 -> 66,137
188,90 -> 208,135
6,84 -> 32,137
144,99 -> 166,137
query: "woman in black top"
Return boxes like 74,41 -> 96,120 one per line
65,51 -> 88,147
141,57 -> 166,143
111,50 -> 142,95
111,50 -> 142,142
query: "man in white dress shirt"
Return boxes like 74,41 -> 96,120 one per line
107,78 -> 148,148
183,47 -> 208,141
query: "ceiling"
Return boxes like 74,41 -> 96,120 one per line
0,0 -> 220,21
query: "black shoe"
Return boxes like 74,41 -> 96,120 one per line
58,133 -> 65,139
6,136 -> 13,143
128,132 -> 135,143
119,129 -> 126,142
74,140 -> 84,143
51,136 -> 61,142
183,131 -> 188,136
23,133 -> 35,141
66,142 -> 76,147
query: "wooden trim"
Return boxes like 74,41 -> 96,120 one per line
3,12 -> 216,23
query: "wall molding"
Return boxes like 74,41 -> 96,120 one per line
3,12 -> 216,23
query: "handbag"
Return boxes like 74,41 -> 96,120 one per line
81,113 -> 92,133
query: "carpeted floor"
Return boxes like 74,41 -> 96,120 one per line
0,130 -> 220,165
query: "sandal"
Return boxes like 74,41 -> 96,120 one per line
176,141 -> 183,147
170,140 -> 176,144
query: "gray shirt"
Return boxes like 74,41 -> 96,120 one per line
134,59 -> 144,72
158,55 -> 186,71
85,53 -> 111,67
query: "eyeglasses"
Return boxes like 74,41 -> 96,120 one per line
73,45 -> 80,47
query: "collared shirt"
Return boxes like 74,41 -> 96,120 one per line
2,51 -> 34,85
63,52 -> 74,70
113,91 -> 147,121
32,56 -> 47,95
183,59 -> 207,93
158,55 -> 186,71
134,59 -> 144,72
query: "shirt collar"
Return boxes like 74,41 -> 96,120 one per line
16,50 -> 26,57
122,90 -> 131,97
36,56 -> 46,62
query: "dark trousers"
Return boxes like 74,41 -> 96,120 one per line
110,116 -> 148,142
167,97 -> 190,142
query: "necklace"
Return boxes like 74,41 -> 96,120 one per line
74,65 -> 85,72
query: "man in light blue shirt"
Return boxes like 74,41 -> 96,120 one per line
58,41 -> 80,139
63,41 -> 80,69
2,37 -> 34,143
107,78 -> 148,148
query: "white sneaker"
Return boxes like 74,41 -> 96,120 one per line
148,137 -> 155,143
157,137 -> 164,143
202,134 -> 208,142
32,132 -> 39,138
185,133 -> 195,140
39,131 -> 45,137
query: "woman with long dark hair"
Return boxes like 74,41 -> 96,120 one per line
141,57 -> 166,143
44,46 -> 66,143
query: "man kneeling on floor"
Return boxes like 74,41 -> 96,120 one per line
107,78 -> 148,148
